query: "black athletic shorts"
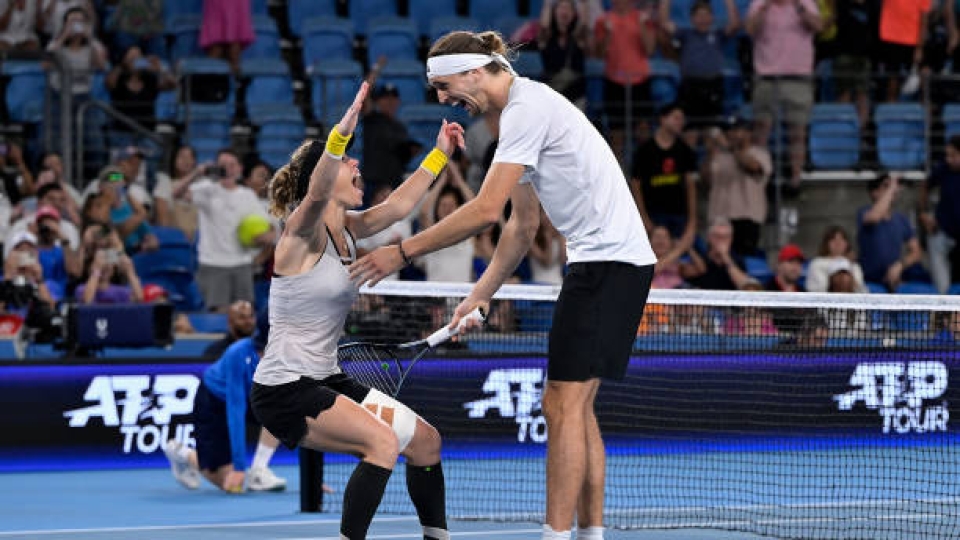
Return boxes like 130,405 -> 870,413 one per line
548,261 -> 654,381
192,382 -> 233,472
251,373 -> 371,450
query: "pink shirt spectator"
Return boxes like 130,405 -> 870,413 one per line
748,0 -> 820,76
652,262 -> 684,289
594,8 -> 653,85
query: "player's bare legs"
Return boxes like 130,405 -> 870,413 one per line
542,379 -> 597,532
577,379 -> 604,527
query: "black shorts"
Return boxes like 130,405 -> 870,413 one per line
192,382 -> 233,472
603,78 -> 652,130
877,41 -> 915,76
251,374 -> 371,450
548,262 -> 654,381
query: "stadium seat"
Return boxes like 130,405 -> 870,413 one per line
242,16 -> 282,61
252,105 -> 306,169
183,104 -> 232,163
151,226 -> 192,248
155,89 -> 178,122
378,59 -> 426,105
302,17 -> 355,67
163,0 -> 201,30
409,0 -> 457,37
493,16 -> 530,40
398,104 -> 459,168
251,0 -> 268,15
948,283 -> 960,295
514,50 -> 544,79
874,103 -> 926,171
287,0 -> 339,38
349,0 -> 399,35
743,256 -> 774,283
309,59 -> 364,121
469,0 -> 518,28
187,313 -> 228,334
942,103 -> 960,143
865,282 -> 888,294
649,58 -> 681,109
2,61 -> 46,123
429,16 -> 481,42
669,0 -> 695,28
808,103 -> 860,170
896,282 -> 939,295
721,59 -> 744,115
241,59 -> 294,110
527,0 -> 545,17
178,57 -> 234,110
366,18 -> 420,63
169,15 -> 203,63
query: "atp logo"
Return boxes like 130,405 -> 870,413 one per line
64,375 -> 199,453
464,368 -> 546,443
834,362 -> 949,434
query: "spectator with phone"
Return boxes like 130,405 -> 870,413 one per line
31,204 -> 82,301
39,0 -> 94,42
5,183 -> 80,259
0,139 -> 37,242
172,149 -> 273,311
154,145 -> 201,237
74,230 -> 144,305
44,6 -> 107,97
106,46 -> 176,148
0,0 -> 42,52
95,165 -> 158,254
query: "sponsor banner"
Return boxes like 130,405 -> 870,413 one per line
1,350 -> 957,472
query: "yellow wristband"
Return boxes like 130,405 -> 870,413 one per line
325,125 -> 352,158
419,148 -> 449,178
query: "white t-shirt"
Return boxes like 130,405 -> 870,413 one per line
0,0 -> 39,45
420,240 -> 474,283
493,77 -> 656,267
355,218 -> 411,282
190,179 -> 268,267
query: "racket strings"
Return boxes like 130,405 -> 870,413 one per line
338,343 -> 403,396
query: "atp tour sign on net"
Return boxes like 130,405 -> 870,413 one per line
464,368 -> 547,443
834,362 -> 950,434
63,375 -> 199,453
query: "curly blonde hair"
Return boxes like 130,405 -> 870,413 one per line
268,140 -> 322,218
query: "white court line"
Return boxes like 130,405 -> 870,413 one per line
0,517 -> 419,536
285,529 -> 543,540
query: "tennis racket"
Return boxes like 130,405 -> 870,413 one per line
337,307 -> 485,397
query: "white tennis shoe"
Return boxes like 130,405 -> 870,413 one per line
162,440 -> 200,490
247,466 -> 287,492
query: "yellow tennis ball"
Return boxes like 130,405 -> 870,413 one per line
237,214 -> 271,248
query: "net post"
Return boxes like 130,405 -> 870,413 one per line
299,448 -> 324,513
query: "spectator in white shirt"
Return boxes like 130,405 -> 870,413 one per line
0,0 -> 41,52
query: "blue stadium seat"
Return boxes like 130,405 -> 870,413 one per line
669,0 -> 695,28
169,15 -> 203,63
152,226 -> 191,248
721,59 -> 744,114
187,313 -> 228,333
155,89 -> 178,122
378,59 -> 426,104
948,283 -> 960,295
865,282 -> 888,294
528,0 -> 545,17
896,282 -> 939,295
251,0 -> 268,15
2,61 -> 46,123
287,0 -> 339,38
469,0 -> 518,28
241,59 -> 294,109
874,103 -> 926,171
585,57 -> 606,122
493,16 -> 529,40
309,59 -> 364,121
743,256 -> 773,283
183,104 -> 232,163
252,106 -> 306,169
163,0 -> 201,30
302,17 -> 355,67
808,103 -> 860,170
178,57 -> 234,108
144,272 -> 205,312
409,0 -> 457,37
649,58 -> 680,108
943,103 -> 960,143
514,50 -> 544,79
350,0 -> 398,35
429,16 -> 481,42
242,15 -> 282,60
367,18 -> 420,62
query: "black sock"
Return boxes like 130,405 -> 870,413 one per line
406,462 -> 448,538
341,461 -> 392,540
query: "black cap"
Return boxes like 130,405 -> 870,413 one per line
372,83 -> 400,100
724,115 -> 752,130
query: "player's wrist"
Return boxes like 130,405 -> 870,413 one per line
325,126 -> 352,158
419,148 -> 449,178
397,241 -> 413,267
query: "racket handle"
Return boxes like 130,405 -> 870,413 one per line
426,307 -> 485,347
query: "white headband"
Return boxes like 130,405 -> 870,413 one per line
426,53 -> 516,79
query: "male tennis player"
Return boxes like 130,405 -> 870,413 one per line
251,82 -> 465,540
350,31 -> 656,540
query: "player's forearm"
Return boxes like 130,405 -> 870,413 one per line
405,198 -> 500,259
472,216 -> 538,302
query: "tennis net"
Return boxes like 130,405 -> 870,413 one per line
304,281 -> 960,539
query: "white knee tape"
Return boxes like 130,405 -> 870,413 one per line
361,389 -> 417,451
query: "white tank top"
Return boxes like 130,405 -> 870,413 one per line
253,228 -> 358,386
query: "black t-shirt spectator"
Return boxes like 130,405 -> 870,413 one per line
361,111 -> 417,188
835,0 -> 877,57
632,138 -> 697,216
764,276 -> 807,292
109,71 -> 159,130
688,251 -> 745,290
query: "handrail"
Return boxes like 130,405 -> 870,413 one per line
75,100 -> 167,180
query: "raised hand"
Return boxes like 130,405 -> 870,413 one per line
336,82 -> 370,137
435,119 -> 466,157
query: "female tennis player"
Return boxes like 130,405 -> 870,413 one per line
250,82 -> 464,540
350,31 -> 657,540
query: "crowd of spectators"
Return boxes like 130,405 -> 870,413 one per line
1,0 -> 959,346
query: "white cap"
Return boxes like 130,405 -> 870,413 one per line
8,230 -> 37,249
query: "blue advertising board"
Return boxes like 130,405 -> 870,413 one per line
1,349 -> 958,472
